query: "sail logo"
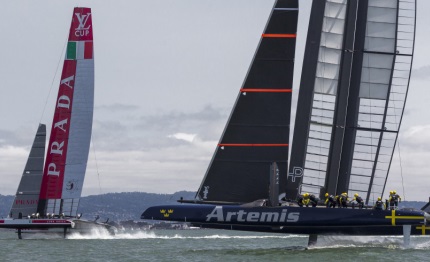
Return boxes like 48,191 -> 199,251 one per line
288,166 -> 303,182
15,199 -> 38,206
46,74 -> 75,178
74,12 -> 91,37
203,186 -> 210,199
206,206 -> 299,223
160,209 -> 174,218
65,179 -> 80,193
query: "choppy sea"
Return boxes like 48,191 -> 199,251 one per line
1,228 -> 430,261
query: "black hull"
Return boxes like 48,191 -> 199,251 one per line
191,223 -> 426,236
141,204 -> 429,236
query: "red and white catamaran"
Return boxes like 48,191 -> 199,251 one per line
0,7 -> 114,239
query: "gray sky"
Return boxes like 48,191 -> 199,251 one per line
1,0 -> 429,201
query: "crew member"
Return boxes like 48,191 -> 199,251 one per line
309,194 -> 319,207
302,193 -> 311,207
388,190 -> 393,209
353,193 -> 364,209
325,193 -> 336,208
340,192 -> 348,208
335,195 -> 341,208
297,194 -> 305,207
389,190 -> 401,210
374,197 -> 385,210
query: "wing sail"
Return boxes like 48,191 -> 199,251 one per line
288,0 -> 416,204
38,7 -> 94,216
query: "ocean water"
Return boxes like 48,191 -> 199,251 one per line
0,228 -> 430,262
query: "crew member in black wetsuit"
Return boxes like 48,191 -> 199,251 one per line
309,194 -> 319,207
325,193 -> 336,208
335,195 -> 341,208
374,197 -> 385,210
353,193 -> 364,209
340,192 -> 349,208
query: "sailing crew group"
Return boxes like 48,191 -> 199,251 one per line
389,190 -> 401,209
297,190 -> 401,210
297,193 -> 318,207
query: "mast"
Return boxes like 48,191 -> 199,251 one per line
37,7 -> 94,216
10,124 -> 46,218
196,0 -> 299,203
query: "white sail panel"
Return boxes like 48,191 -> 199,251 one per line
61,59 -> 94,200
318,46 -> 342,64
359,53 -> 393,100
369,0 -> 397,8
364,3 -> 397,53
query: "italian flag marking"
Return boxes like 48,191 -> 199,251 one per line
66,41 -> 93,60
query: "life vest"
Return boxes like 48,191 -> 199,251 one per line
375,200 -> 383,209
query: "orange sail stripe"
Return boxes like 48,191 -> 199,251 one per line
219,144 -> 289,147
262,34 -> 296,38
240,89 -> 292,93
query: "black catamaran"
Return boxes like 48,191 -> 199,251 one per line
142,0 -> 429,245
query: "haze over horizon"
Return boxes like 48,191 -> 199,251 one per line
1,1 -> 429,201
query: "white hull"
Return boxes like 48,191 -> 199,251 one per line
0,218 -> 115,239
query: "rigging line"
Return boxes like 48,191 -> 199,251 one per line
390,61 -> 406,201
396,136 -> 406,201
91,133 -> 103,195
89,124 -> 109,218
39,38 -> 68,125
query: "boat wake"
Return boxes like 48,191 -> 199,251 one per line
309,235 -> 430,249
67,229 -> 305,240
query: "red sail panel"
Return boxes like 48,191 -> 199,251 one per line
68,7 -> 93,41
39,60 -> 77,199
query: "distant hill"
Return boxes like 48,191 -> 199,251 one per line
0,191 -> 195,222
78,191 -> 195,221
0,192 -> 427,222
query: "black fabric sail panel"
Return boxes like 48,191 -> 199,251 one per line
196,0 -> 298,203
10,124 -> 46,218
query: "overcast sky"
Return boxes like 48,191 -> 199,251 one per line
1,1 -> 429,201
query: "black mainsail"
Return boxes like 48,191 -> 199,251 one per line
10,124 -> 46,218
287,0 -> 416,204
196,0 -> 298,203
